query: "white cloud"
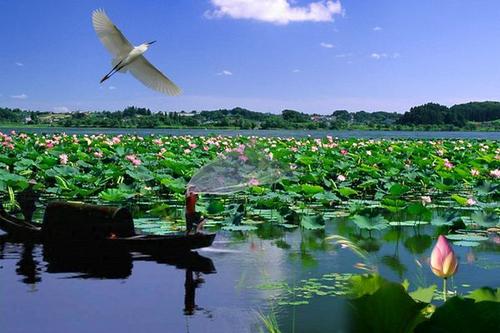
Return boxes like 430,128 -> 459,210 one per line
371,52 -> 400,60
53,106 -> 69,113
373,26 -> 382,31
109,86 -> 117,90
11,94 -> 27,99
205,0 -> 343,25
371,53 -> 384,60
335,53 -> 352,58
320,42 -> 334,48
292,69 -> 300,73
217,70 -> 233,76
15,62 -> 24,67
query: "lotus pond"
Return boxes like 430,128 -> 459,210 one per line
0,132 -> 499,333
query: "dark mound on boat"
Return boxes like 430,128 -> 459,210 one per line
0,201 -> 215,252
42,201 -> 135,240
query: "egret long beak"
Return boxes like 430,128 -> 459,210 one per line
148,40 -> 156,45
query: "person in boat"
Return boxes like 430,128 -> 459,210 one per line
185,187 -> 206,235
16,187 -> 39,223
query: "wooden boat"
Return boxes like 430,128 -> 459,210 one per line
0,201 -> 215,252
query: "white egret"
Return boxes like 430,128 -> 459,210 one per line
92,9 -> 181,96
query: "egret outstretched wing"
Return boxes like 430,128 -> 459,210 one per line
92,9 -> 133,57
128,56 -> 182,96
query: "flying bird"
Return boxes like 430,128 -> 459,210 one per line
92,9 -> 181,96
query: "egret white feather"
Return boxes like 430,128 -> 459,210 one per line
91,9 -> 181,96
128,56 -> 182,96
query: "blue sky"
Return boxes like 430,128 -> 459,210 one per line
1,0 -> 500,114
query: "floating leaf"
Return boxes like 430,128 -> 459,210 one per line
338,187 -> 358,197
221,225 -> 258,231
300,214 -> 325,230
467,287 -> 500,303
409,285 -> 437,303
453,241 -> 480,247
445,234 -> 489,242
352,215 -> 389,230
389,221 -> 429,227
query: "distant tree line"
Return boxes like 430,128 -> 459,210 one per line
397,102 -> 500,126
0,101 -> 499,131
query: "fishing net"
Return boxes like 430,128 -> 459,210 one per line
187,146 -> 286,194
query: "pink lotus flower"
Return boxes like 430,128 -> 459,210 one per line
94,151 -> 103,158
125,154 -> 141,166
490,169 -> 500,178
421,196 -> 432,205
234,144 -> 245,154
340,149 -> 348,155
470,169 -> 480,176
337,174 -> 346,182
59,154 -> 68,165
248,178 -> 260,186
466,198 -> 476,206
430,235 -> 458,279
444,159 -> 454,169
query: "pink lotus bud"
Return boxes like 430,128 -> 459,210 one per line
430,235 -> 458,278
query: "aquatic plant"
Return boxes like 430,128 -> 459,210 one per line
430,235 -> 458,301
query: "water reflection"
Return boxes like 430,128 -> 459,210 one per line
16,242 -> 41,284
0,235 -> 215,316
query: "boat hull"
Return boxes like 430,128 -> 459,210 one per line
0,211 -> 215,252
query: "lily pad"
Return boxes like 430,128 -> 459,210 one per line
389,221 -> 429,227
221,225 -> 258,231
445,234 -> 489,242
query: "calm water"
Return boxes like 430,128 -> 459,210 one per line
1,220 -> 499,333
0,128 -> 498,332
2,127 -> 500,139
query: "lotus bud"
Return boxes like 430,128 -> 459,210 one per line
430,235 -> 458,278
